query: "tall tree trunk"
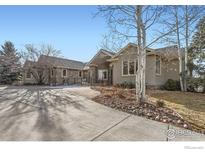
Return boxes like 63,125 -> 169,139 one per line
136,5 -> 142,102
175,8 -> 184,91
141,21 -> 146,101
136,5 -> 146,103
184,5 -> 188,91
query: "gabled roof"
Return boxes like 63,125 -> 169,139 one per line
37,55 -> 85,70
83,62 -> 90,70
87,49 -> 115,65
103,50 -> 116,56
111,43 -> 154,59
109,43 -> 184,61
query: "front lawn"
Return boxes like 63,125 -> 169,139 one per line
148,90 -> 205,132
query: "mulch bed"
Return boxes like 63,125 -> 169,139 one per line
92,86 -> 193,131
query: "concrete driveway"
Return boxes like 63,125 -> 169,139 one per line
0,86 -> 204,141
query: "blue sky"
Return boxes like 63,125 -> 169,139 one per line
0,6 -> 198,62
0,6 -> 108,62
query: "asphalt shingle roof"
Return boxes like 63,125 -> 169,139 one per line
38,55 -> 85,70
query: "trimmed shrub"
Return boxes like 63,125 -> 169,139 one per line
163,79 -> 181,91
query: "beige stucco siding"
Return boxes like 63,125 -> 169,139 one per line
112,46 -> 180,87
145,55 -> 157,86
154,59 -> 179,86
112,46 -> 136,85
165,60 -> 180,81
112,54 -> 156,86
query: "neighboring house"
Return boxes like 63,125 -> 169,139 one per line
23,55 -> 85,85
87,43 -> 181,88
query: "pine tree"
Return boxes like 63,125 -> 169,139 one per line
189,16 -> 205,76
0,41 -> 21,84
0,41 -> 17,56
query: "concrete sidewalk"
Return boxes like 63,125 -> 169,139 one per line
93,115 -> 205,141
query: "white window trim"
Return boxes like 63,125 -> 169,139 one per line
156,55 -> 161,76
98,69 -> 108,80
62,69 -> 67,77
122,60 -> 137,76
122,60 -> 129,76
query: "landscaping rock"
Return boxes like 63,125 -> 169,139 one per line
183,124 -> 188,128
92,86 -> 194,133
177,119 -> 182,124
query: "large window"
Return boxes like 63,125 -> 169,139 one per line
129,61 -> 134,75
123,60 -> 139,76
122,61 -> 128,75
156,56 -> 161,75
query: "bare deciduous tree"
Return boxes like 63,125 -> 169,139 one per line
160,6 -> 204,91
96,5 -> 171,102
21,43 -> 61,62
21,44 -> 61,85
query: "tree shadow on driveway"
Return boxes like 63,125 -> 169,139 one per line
0,86 -> 87,141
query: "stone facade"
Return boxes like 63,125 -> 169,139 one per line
24,66 -> 82,85
50,68 -> 82,85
